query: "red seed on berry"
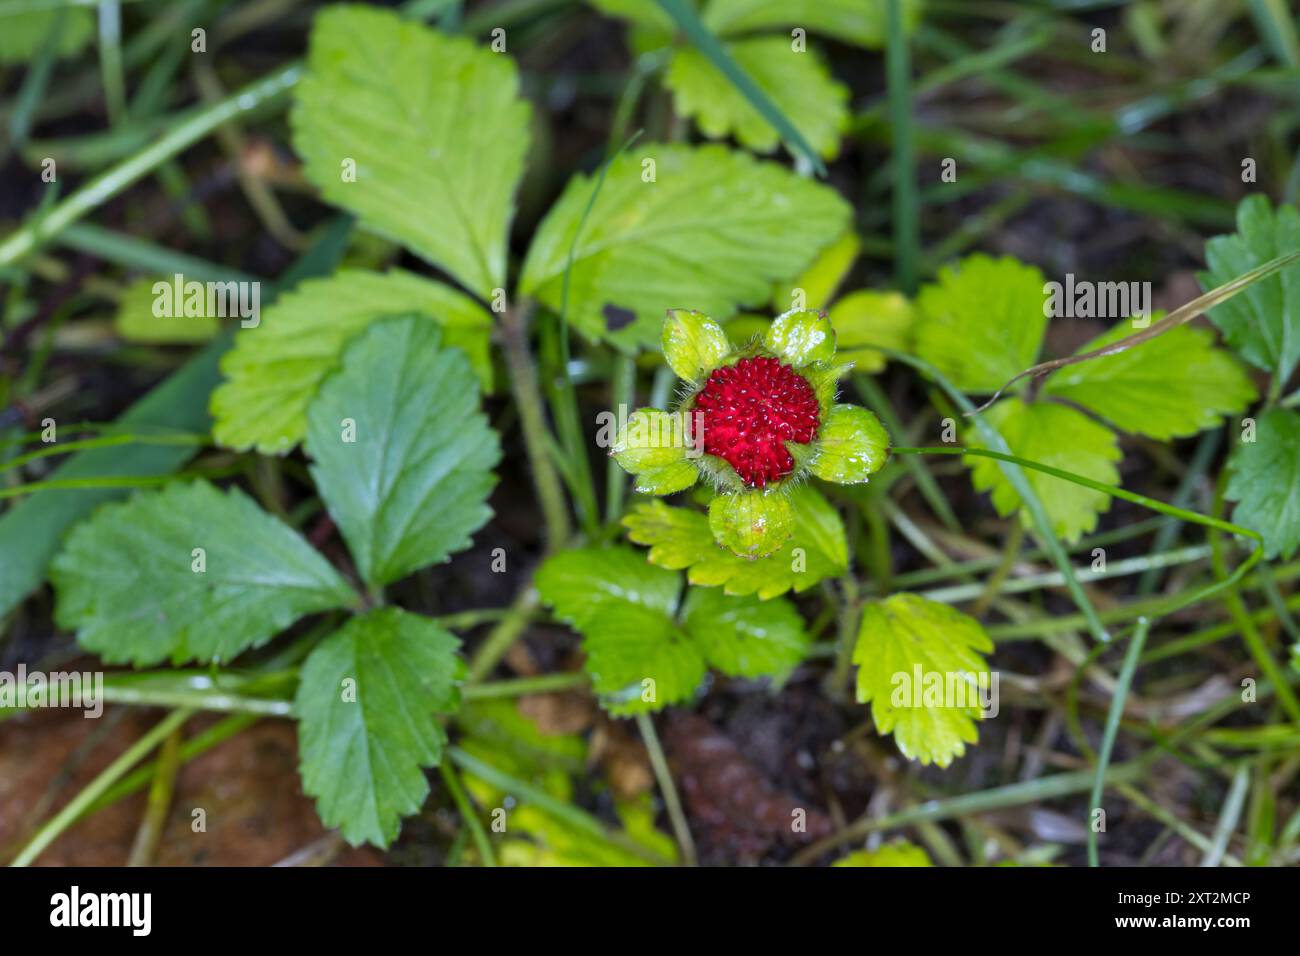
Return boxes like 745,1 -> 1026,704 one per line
692,356 -> 820,488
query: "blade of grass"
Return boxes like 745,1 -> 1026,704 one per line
885,0 -> 918,292
651,0 -> 825,175
1087,617 -> 1151,866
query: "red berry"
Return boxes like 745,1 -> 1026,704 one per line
692,356 -> 820,488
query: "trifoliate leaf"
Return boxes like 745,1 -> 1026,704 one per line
1225,408 -> 1300,559
305,316 -> 499,590
520,144 -> 851,348
809,404 -> 891,484
295,608 -> 463,847
536,548 -> 701,715
703,0 -> 921,50
853,594 -> 993,768
966,398 -> 1120,543
611,407 -> 701,494
1042,321 -> 1257,440
708,488 -> 795,557
914,254 -> 1049,393
663,309 -> 732,383
537,546 -> 809,713
665,38 -> 849,159
772,230 -> 861,312
114,278 -> 219,344
765,309 -> 836,367
0,7 -> 93,63
291,5 -> 529,298
1199,195 -> 1300,383
833,841 -> 934,867
681,585 -> 809,677
623,485 -> 848,598
829,290 -> 914,374
212,269 -> 492,454
51,481 -> 355,667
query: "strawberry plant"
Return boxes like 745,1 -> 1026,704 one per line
2,0 -> 1300,878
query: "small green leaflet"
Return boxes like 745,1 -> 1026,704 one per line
211,269 -> 492,454
51,482 -> 355,667
828,290 -> 914,374
966,398 -> 1120,543
1042,322 -> 1256,440
665,37 -> 849,159
623,485 -> 848,598
291,5 -> 530,298
1225,408 -> 1300,559
833,841 -> 934,867
853,593 -> 993,768
305,316 -> 500,590
681,586 -> 807,677
914,254 -> 1048,394
519,144 -> 850,348
115,278 -> 219,344
536,546 -> 810,714
295,608 -> 463,847
1199,195 -> 1300,385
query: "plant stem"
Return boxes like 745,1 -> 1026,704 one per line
438,761 -> 497,867
635,712 -> 696,866
498,301 -> 572,552
126,722 -> 183,866
10,708 -> 193,867
466,585 -> 540,682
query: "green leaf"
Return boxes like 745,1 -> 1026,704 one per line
708,488 -> 795,557
853,593 -> 993,768
966,399 -> 1120,543
1199,195 -> 1300,383
914,254 -> 1049,393
665,37 -> 849,159
113,278 -> 220,344
537,546 -> 809,712
809,403 -> 891,483
1225,408 -> 1300,559
291,5 -> 529,298
703,0 -> 921,49
681,585 -> 809,677
828,289 -> 914,374
623,485 -> 847,598
772,230 -> 861,312
51,481 -> 355,667
211,269 -> 492,454
305,316 -> 500,590
520,143 -> 850,348
765,308 -> 836,367
833,841 -> 934,867
0,7 -> 93,63
1042,322 -> 1257,440
536,547 -> 702,715
295,608 -> 463,847
587,0 -> 676,33
663,309 -> 732,383
611,407 -> 701,494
